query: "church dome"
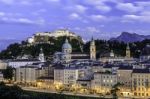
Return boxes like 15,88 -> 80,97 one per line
62,39 -> 72,49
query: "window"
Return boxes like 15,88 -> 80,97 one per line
139,93 -> 141,96
103,80 -> 105,82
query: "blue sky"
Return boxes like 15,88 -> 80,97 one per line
0,0 -> 150,50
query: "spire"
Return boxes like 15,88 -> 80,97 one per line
65,38 -> 68,43
90,36 -> 95,46
39,47 -> 45,62
40,47 -> 43,53
126,43 -> 130,50
126,43 -> 131,58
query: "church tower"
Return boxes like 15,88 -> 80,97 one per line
126,43 -> 131,58
39,48 -> 45,62
90,37 -> 96,60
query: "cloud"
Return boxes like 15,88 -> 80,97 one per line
0,17 -> 45,25
95,5 -> 111,13
136,1 -> 150,7
0,0 -> 40,6
75,5 -> 87,13
64,4 -> 87,14
140,11 -> 150,16
85,0 -> 118,6
32,9 -> 47,16
122,14 -> 150,23
69,13 -> 81,20
86,26 -> 100,33
45,0 -> 60,3
0,11 -> 45,25
116,3 -> 142,13
0,0 -> 14,5
90,15 -> 107,21
0,12 -> 5,16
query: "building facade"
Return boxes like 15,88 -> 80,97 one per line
16,66 -> 38,83
132,69 -> 150,97
91,72 -> 117,94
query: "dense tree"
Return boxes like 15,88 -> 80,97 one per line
2,66 -> 14,80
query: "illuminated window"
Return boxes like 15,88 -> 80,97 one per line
103,80 -> 105,82
110,80 -> 112,83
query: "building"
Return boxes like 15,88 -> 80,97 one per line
27,29 -> 79,44
8,49 -> 45,68
99,44 -> 134,64
90,37 -> 96,60
52,29 -> 77,38
126,44 -> 131,58
117,66 -> 133,96
99,50 -> 125,63
91,72 -> 117,94
77,79 -> 91,93
54,38 -> 96,63
54,65 -> 79,87
15,66 -> 38,83
0,60 -> 7,70
0,72 -> 4,81
140,44 -> 150,62
132,69 -> 150,97
36,77 -> 54,89
91,63 -> 103,73
38,48 -> 45,62
8,59 -> 40,68
54,65 -> 64,85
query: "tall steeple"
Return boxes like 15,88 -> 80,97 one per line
39,48 -> 45,62
126,43 -> 131,58
90,37 -> 96,60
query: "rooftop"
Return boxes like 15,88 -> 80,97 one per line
133,69 -> 150,73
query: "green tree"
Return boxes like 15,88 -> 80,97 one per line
111,83 -> 124,98
2,66 -> 14,80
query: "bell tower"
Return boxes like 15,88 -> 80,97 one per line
90,37 -> 96,60
39,48 -> 45,62
126,43 -> 131,58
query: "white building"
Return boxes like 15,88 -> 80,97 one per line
15,66 -> 38,83
52,29 -> 77,38
27,36 -> 34,44
8,59 -> 40,68
54,65 -> 79,86
27,29 -> 78,44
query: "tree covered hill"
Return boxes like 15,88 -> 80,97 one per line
0,36 -> 83,59
0,36 -> 150,59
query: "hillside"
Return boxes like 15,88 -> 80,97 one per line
110,32 -> 150,43
0,36 -> 150,59
0,36 -> 83,59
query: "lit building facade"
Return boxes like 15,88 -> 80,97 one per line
91,72 -> 117,94
132,69 -> 150,98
